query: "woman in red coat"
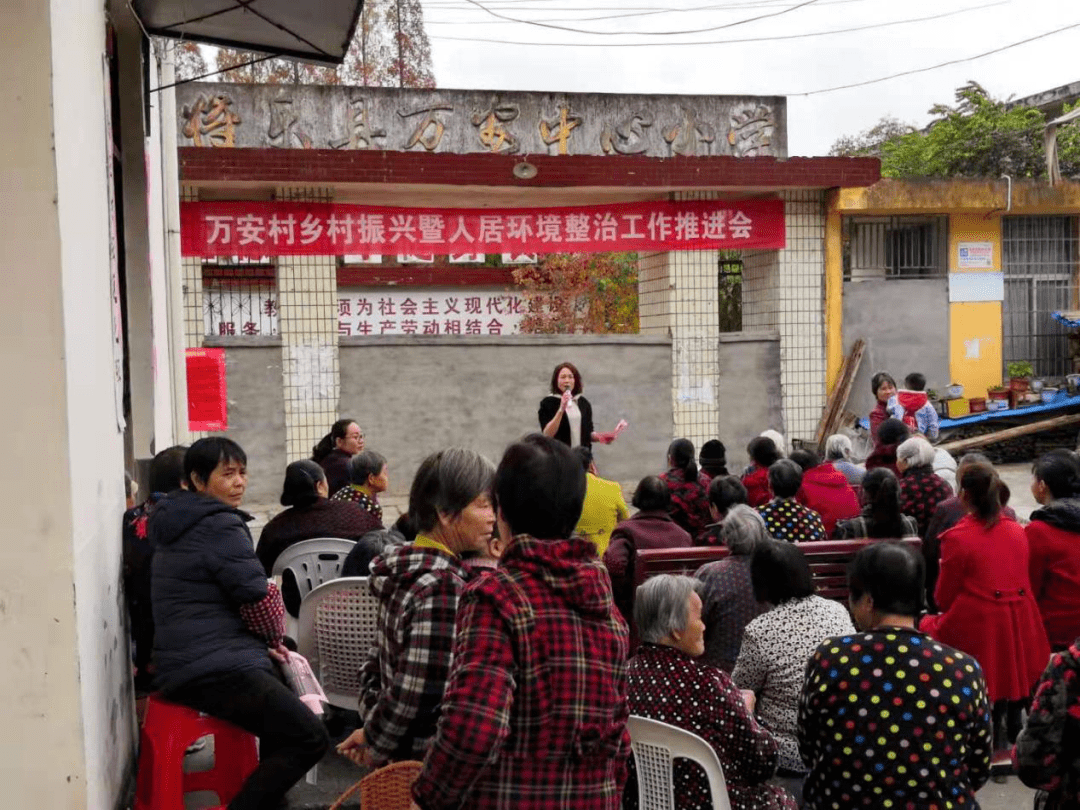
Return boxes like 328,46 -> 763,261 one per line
1026,450 -> 1080,651
742,436 -> 780,508
920,461 -> 1050,748
790,448 -> 860,536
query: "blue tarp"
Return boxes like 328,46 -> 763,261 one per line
1052,311 -> 1080,328
940,392 -> 1080,428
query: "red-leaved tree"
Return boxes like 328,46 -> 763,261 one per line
512,253 -> 639,334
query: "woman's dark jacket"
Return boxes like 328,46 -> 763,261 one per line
538,394 -> 594,449
149,489 -> 273,692
319,448 -> 353,496
256,497 -> 380,615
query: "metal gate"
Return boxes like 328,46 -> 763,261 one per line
1002,216 -> 1079,377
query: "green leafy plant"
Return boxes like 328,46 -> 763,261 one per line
1007,361 -> 1034,378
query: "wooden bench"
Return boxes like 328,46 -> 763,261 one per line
633,538 -> 922,605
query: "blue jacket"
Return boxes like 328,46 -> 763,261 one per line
149,489 -> 273,691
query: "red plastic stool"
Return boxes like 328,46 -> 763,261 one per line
134,694 -> 259,810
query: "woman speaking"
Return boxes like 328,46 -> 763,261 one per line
539,362 -> 621,450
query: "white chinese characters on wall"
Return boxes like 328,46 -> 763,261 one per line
337,288 -> 526,337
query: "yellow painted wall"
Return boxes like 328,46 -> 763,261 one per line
948,213 -> 1004,398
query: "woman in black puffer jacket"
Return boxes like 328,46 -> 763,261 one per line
150,438 -> 328,810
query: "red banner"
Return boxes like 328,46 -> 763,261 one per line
181,198 -> 785,257
186,348 -> 228,432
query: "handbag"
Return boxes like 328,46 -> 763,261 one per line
277,650 -> 328,715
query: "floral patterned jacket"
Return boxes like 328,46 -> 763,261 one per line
1015,637 -> 1080,809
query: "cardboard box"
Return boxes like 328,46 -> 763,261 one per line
947,398 -> 971,418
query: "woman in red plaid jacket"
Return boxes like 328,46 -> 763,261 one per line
413,434 -> 632,810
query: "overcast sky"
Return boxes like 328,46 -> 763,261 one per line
415,0 -> 1078,156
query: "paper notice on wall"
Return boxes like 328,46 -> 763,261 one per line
291,343 -> 336,401
957,242 -> 994,269
186,348 -> 228,431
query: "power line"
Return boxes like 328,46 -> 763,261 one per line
454,0 -> 822,35
425,0 -> 869,24
791,19 -> 1080,95
427,2 -> 1006,47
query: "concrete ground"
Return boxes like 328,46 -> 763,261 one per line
224,464 -> 1042,809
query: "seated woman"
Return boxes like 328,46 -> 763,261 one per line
256,459 -> 386,616
742,436 -> 780,508
1015,636 -> 1080,808
575,447 -> 630,556
698,439 -> 729,480
833,467 -> 919,540
790,448 -> 859,537
412,435 -> 631,808
150,438 -> 329,810
311,418 -> 363,495
896,436 -> 953,540
1026,450 -> 1080,650
604,475 -> 692,624
625,574 -> 796,810
694,505 -> 767,672
337,448 -> 495,769
329,449 -> 389,530
921,461 -> 1051,750
824,433 -> 864,486
733,541 -> 854,805
799,542 -> 992,809
660,438 -> 712,539
865,418 -> 909,475
757,459 -> 827,543
697,474 -> 748,546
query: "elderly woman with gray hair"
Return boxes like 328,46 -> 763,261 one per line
626,574 -> 796,810
824,433 -> 865,486
896,436 -> 954,540
694,505 -> 767,672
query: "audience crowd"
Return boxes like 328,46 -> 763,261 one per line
119,361 -> 1080,809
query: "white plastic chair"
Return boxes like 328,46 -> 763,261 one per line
270,537 -> 356,602
626,715 -> 732,810
296,576 -> 380,785
297,576 -> 380,711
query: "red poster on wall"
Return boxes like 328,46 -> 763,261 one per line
186,348 -> 228,432
181,198 -> 786,258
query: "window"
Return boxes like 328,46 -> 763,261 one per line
1002,216 -> 1079,378
843,216 -> 948,280
201,264 -> 278,337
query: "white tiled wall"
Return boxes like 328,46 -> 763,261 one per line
276,187 -> 341,462
740,191 -> 827,443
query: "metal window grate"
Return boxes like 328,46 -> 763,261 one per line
1002,215 -> 1080,378
202,267 -> 278,337
844,216 -> 948,280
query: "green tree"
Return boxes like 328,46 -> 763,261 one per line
512,253 -> 639,334
830,81 -> 1080,180
212,0 -> 435,87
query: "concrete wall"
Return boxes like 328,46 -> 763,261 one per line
338,335 -> 674,491
0,1 -> 88,805
203,339 -> 289,505
843,279 -> 950,419
717,332 -> 784,472
1,0 -> 136,806
56,1 -> 138,807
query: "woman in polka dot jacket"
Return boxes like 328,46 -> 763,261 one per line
798,542 -> 992,810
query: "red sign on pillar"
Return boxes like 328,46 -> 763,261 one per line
186,348 -> 228,432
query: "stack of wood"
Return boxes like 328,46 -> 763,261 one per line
814,339 -> 866,453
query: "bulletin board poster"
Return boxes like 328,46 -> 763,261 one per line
957,242 -> 994,269
186,348 -> 228,431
